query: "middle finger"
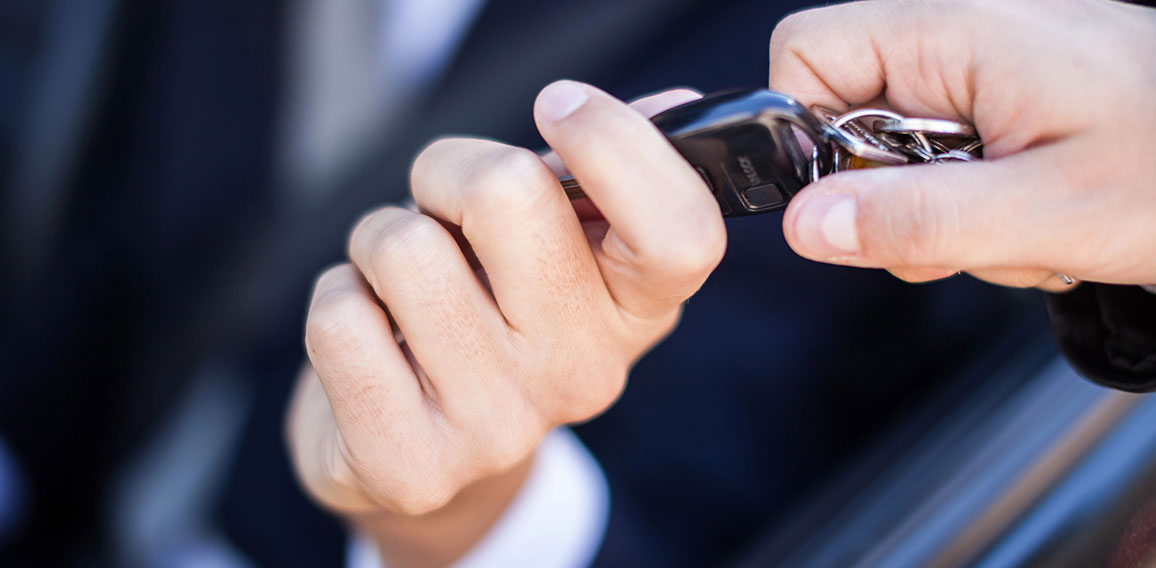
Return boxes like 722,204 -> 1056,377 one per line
410,139 -> 610,335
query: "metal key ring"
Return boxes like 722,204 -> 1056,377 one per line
875,117 -> 977,137
929,150 -> 979,163
819,108 -> 911,166
756,103 -> 836,182
830,108 -> 905,129
810,145 -> 822,183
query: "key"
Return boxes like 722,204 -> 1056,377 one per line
560,89 -> 834,217
874,117 -> 976,137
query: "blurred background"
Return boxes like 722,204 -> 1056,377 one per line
3,1 -> 1156,567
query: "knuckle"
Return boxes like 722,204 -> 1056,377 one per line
382,480 -> 455,516
485,345 -> 629,430
305,276 -> 366,357
348,448 -> 459,516
481,422 -> 539,474
771,7 -> 829,55
410,137 -> 459,182
312,263 -> 358,295
554,362 -> 629,424
771,10 -> 811,47
901,201 -> 951,265
635,224 -> 727,278
367,211 -> 446,269
304,297 -> 362,360
865,182 -> 952,266
465,146 -> 555,215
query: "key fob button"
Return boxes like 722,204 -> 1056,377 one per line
739,182 -> 786,211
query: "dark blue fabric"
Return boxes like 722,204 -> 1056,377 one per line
0,0 -> 297,564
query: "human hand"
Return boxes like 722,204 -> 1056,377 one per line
770,0 -> 1156,291
286,84 -> 725,565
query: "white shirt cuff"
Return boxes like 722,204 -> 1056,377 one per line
347,427 -> 609,568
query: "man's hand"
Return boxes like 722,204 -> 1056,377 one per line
771,0 -> 1156,290
286,84 -> 725,566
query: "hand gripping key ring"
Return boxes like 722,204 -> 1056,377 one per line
558,88 -> 1075,285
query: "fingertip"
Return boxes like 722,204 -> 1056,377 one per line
535,80 -> 591,123
783,188 -> 861,261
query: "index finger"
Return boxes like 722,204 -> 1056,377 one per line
769,2 -> 974,120
532,81 -> 727,321
539,88 -> 704,177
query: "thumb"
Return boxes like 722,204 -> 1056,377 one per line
782,151 -> 1064,271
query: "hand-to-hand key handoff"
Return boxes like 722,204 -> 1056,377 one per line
560,89 -> 983,216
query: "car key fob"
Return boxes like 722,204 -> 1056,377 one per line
561,89 -> 834,217
649,89 -> 833,216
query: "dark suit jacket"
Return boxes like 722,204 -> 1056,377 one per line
11,0 -> 1142,566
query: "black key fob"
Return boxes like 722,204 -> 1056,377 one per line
650,89 -> 833,216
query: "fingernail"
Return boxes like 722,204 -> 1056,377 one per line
796,194 -> 860,257
537,81 -> 589,121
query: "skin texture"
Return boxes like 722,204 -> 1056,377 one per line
772,0 -> 1156,291
287,87 -> 723,567
288,1 -> 1156,565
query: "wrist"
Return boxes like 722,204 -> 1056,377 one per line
352,454 -> 535,568
348,428 -> 610,568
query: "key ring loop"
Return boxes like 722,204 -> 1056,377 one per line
754,100 -> 836,183
815,108 -> 912,166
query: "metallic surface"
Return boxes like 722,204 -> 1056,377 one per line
876,117 -> 977,137
737,340 -> 1156,567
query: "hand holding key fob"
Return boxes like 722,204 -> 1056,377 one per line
561,88 -> 982,217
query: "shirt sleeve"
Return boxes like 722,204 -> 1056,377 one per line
1045,283 -> 1156,392
347,427 -> 610,568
